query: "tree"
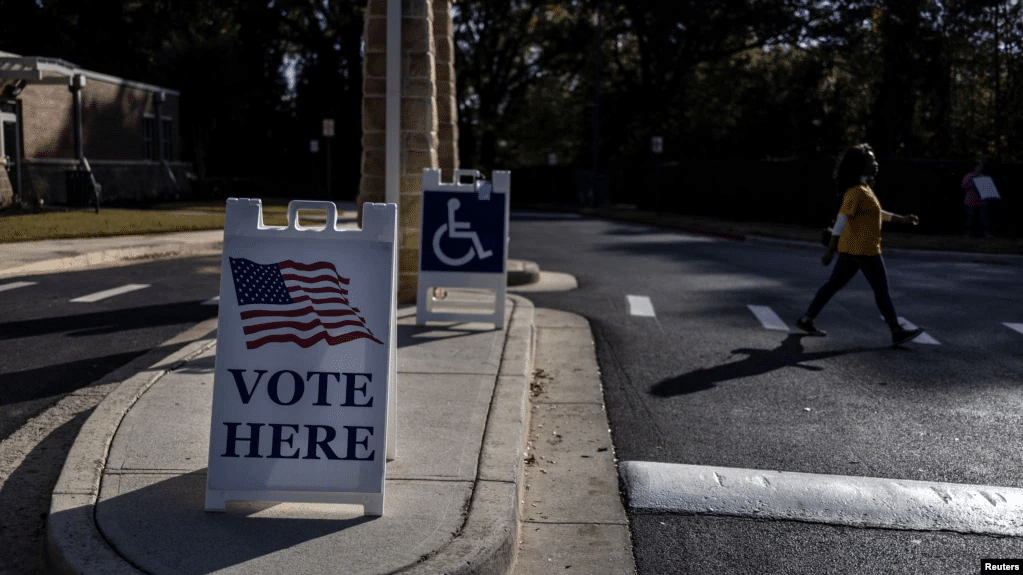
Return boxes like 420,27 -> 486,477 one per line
453,0 -> 592,172
610,1 -> 808,160
270,0 -> 366,197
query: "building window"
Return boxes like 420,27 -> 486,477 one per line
161,118 -> 172,160
143,116 -> 155,160
143,116 -> 172,161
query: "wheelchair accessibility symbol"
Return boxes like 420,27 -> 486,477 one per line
432,197 -> 493,267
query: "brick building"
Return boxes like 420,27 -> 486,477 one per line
0,50 -> 189,208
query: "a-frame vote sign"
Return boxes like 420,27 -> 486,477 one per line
205,199 -> 398,516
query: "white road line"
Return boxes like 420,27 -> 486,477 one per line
70,283 -> 151,303
201,296 -> 220,306
620,461 -> 1023,536
893,316 -> 940,345
747,305 -> 789,331
1005,323 -> 1023,336
0,281 -> 37,292
626,295 -> 656,317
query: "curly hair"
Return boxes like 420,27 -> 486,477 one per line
834,143 -> 874,193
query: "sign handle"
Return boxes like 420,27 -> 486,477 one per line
286,200 -> 338,231
453,169 -> 481,185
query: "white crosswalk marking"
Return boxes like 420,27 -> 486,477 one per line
626,295 -> 656,317
0,281 -> 38,292
893,316 -> 940,344
1005,323 -> 1023,336
70,283 -> 151,303
747,305 -> 789,331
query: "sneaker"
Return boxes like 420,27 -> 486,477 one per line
796,316 -> 826,336
892,327 -> 925,346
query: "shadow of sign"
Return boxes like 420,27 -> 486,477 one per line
0,300 -> 218,340
396,321 -> 497,349
85,470 -> 380,574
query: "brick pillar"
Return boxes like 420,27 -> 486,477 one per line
359,0 -> 388,208
359,0 -> 440,304
433,0 -> 459,181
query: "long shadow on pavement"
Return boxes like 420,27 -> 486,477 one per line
0,300 -> 218,340
1,409 -> 95,575
650,334 -> 884,396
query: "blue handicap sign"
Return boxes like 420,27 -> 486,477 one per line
420,183 -> 505,273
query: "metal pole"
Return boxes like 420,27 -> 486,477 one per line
154,92 -> 164,162
654,154 -> 661,215
9,99 -> 24,206
590,0 -> 603,206
652,136 -> 662,215
326,136 -> 332,201
70,75 -> 84,164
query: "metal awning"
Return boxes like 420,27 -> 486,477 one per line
0,53 -> 178,98
0,56 -> 78,85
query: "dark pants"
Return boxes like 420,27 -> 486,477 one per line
806,253 -> 900,330
965,203 -> 991,237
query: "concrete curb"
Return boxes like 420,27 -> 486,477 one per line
44,296 -> 536,575
746,234 -> 1023,266
45,335 -> 219,575
581,210 -> 1022,267
0,241 -> 223,279
506,261 -> 540,286
404,294 -> 536,575
620,461 -> 1023,536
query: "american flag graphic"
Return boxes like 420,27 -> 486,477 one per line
228,257 -> 383,349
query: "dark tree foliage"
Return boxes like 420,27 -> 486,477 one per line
2,0 -> 1020,191
452,0 -> 592,173
451,0 -> 1023,168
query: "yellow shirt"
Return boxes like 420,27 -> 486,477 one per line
837,184 -> 883,256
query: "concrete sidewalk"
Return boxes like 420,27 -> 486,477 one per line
42,294 -> 634,574
0,229 -> 225,279
0,226 -> 541,285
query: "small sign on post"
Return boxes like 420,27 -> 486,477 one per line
417,169 -> 510,328
205,198 -> 398,516
974,176 -> 1001,200
322,119 -> 335,200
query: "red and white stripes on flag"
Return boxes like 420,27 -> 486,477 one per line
228,257 -> 383,349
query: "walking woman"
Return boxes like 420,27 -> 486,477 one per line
796,144 -> 925,346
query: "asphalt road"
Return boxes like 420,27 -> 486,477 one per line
0,254 -> 224,574
508,214 -> 1023,574
0,254 -> 222,441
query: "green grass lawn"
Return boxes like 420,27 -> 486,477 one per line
0,199 -> 352,243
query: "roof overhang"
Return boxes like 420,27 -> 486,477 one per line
0,56 -> 78,85
0,52 -> 179,99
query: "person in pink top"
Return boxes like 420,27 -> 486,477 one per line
961,161 -> 992,238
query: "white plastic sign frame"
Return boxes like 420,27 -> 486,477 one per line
417,168 -> 510,328
205,199 -> 398,516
